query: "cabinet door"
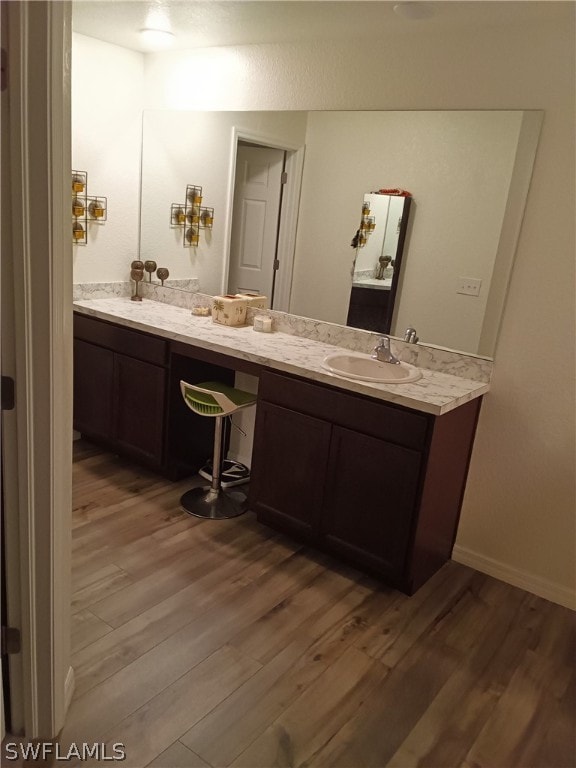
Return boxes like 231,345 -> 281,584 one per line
73,338 -> 114,440
249,402 -> 331,541
321,426 -> 422,577
113,354 -> 166,465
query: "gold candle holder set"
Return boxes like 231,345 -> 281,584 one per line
170,184 -> 214,248
72,170 -> 107,245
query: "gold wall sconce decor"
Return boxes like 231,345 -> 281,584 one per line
359,200 -> 376,247
170,184 -> 214,248
350,201 -> 376,249
72,170 -> 107,245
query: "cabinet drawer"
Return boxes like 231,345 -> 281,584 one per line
74,313 -> 167,366
259,370 -> 429,451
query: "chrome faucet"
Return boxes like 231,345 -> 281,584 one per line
372,336 -> 400,365
404,327 -> 419,344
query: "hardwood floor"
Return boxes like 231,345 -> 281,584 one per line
62,440 -> 576,768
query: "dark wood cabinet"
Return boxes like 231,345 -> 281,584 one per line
113,354 -> 166,464
321,426 -> 422,578
73,338 -> 114,441
73,315 -> 168,468
249,370 -> 481,594
346,285 -> 391,333
73,313 -> 236,478
249,402 -> 331,542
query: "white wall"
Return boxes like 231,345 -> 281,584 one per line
290,111 -> 521,352
142,17 -> 575,607
72,34 -> 143,282
140,110 -> 308,294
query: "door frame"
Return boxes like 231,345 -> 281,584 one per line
221,127 -> 305,312
1,0 -> 73,738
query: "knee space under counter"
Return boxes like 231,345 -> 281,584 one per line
229,372 -> 259,469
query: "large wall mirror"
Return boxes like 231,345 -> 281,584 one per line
139,110 -> 542,358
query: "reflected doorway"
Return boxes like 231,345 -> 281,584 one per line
227,142 -> 286,306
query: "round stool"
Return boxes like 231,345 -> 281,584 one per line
179,380 -> 257,519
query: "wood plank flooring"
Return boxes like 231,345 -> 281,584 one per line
61,440 -> 576,768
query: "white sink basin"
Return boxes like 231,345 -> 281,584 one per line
322,352 -> 422,384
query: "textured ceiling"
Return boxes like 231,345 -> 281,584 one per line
71,1 -> 572,53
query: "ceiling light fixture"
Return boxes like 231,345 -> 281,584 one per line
139,28 -> 175,51
393,3 -> 435,21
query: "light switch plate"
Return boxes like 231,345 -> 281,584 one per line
457,277 -> 482,296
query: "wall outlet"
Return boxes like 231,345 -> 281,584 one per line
457,277 -> 482,296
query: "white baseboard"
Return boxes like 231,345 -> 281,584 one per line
64,666 -> 75,715
452,545 -> 575,610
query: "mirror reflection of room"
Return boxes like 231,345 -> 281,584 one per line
347,191 -> 412,334
135,109 -> 536,356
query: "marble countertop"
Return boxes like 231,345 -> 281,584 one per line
73,297 -> 489,416
352,277 -> 392,290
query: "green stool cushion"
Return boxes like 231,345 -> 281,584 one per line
183,381 -> 257,415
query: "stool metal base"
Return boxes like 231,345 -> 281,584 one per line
180,486 -> 247,520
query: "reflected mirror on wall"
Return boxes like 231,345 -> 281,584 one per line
347,193 -> 412,334
138,109 -> 542,358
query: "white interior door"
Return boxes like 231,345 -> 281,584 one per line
228,144 -> 285,300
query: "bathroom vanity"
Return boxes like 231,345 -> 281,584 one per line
73,297 -> 488,594
250,370 -> 479,594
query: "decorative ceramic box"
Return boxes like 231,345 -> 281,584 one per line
235,293 -> 268,310
212,295 -> 248,326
